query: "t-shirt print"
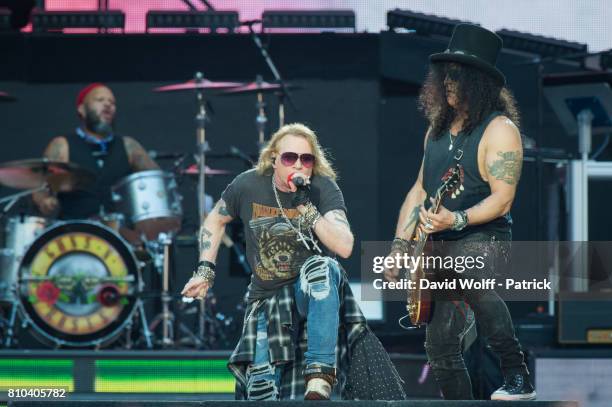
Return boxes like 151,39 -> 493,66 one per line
249,203 -> 312,282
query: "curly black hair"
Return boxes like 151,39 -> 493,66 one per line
418,62 -> 520,139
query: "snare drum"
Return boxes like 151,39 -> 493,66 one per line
0,216 -> 48,301
111,170 -> 182,240
18,221 -> 142,347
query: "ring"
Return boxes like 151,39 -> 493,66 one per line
425,222 -> 434,230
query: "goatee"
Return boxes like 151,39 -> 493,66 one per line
84,107 -> 114,136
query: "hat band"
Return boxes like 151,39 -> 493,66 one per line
443,48 -> 490,61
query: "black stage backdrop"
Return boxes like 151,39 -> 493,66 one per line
1,32 -> 610,341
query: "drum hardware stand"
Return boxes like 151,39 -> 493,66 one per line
254,75 -> 268,147
146,233 -> 175,347
159,73 -> 238,348
1,289 -> 20,347
245,21 -> 297,137
146,232 -> 202,348
0,185 -> 45,347
175,309 -> 204,348
123,314 -> 134,349
134,297 -> 154,349
191,72 -> 221,348
200,294 -> 233,349
0,184 -> 48,221
277,90 -> 287,128
194,71 -> 210,225
113,293 -> 153,350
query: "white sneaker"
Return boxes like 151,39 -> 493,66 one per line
305,378 -> 332,400
491,373 -> 537,401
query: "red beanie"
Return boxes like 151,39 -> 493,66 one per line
76,83 -> 106,107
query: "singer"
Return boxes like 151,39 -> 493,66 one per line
384,25 -> 535,400
181,123 -> 405,401
32,83 -> 159,219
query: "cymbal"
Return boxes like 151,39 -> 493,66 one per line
0,159 -> 95,192
182,164 -> 233,176
153,79 -> 243,92
0,91 -> 17,102
221,81 -> 299,95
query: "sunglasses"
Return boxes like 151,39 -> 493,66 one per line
279,152 -> 315,168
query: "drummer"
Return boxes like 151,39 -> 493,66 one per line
32,83 -> 159,219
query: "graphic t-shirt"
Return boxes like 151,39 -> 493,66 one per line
221,169 -> 346,300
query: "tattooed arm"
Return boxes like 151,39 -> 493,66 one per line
465,116 -> 522,225
384,132 -> 429,282
395,162 -> 427,240
181,199 -> 233,299
197,199 -> 233,263
32,137 -> 69,216
123,136 -> 160,171
310,209 -> 354,258
394,131 -> 430,240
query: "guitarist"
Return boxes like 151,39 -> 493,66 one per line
384,24 -> 535,401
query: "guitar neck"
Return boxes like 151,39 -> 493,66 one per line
410,194 -> 442,255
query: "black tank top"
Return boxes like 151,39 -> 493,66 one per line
57,132 -> 131,219
422,111 -> 511,241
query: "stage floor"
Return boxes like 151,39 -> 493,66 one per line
7,399 -> 579,406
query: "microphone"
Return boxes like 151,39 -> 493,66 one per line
288,173 -> 306,187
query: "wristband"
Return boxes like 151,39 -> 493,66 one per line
451,210 -> 468,231
197,260 -> 216,270
391,237 -> 412,253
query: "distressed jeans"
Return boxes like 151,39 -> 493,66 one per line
246,256 -> 341,400
424,231 -> 529,400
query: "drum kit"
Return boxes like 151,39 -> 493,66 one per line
0,75 -> 296,349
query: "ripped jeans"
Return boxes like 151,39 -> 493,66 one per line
246,256 -> 341,400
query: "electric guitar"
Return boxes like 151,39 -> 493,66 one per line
406,163 -> 463,326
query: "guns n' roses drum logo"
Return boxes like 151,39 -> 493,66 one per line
19,221 -> 140,347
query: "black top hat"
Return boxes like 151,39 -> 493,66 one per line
430,24 -> 505,85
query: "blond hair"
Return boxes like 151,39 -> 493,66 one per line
255,123 -> 337,180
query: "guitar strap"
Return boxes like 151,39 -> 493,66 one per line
423,131 -> 467,212
450,131 -> 467,170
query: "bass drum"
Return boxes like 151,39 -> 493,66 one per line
18,221 -> 142,348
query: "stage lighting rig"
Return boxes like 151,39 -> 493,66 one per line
145,10 -> 239,32
31,9 -> 125,32
496,29 -> 587,59
261,10 -> 355,32
386,9 -> 470,37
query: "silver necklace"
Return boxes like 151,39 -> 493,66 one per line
271,177 -> 321,253
449,130 -> 455,151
